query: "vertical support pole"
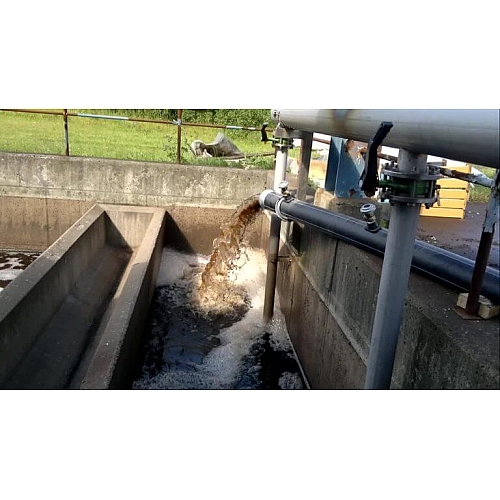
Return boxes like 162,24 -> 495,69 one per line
177,109 -> 183,164
364,149 -> 427,390
63,109 -> 70,156
274,147 -> 288,191
263,214 -> 282,324
297,132 -> 313,201
465,170 -> 499,315
465,231 -> 495,314
263,126 -> 291,324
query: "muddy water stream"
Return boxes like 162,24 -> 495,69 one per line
133,197 -> 305,390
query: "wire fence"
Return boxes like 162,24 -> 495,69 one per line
0,109 -> 275,167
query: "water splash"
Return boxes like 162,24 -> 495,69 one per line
131,198 -> 306,390
132,248 -> 305,390
194,195 -> 262,316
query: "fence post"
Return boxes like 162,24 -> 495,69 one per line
177,109 -> 183,164
63,109 -> 70,156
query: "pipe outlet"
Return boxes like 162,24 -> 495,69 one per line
259,189 -> 275,209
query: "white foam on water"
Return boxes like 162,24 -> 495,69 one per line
0,257 -> 23,269
134,247 -> 302,390
278,372 -> 304,390
155,248 -> 208,287
0,251 -> 39,278
0,269 -> 23,281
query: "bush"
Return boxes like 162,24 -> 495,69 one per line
75,109 -> 271,127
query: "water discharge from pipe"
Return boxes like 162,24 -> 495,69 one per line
194,195 -> 262,316
132,198 -> 307,389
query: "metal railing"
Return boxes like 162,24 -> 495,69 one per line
0,109 -> 273,164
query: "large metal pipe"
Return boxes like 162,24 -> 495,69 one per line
259,190 -> 500,302
271,109 -> 500,168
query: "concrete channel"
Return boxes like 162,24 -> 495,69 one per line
0,204 -> 165,389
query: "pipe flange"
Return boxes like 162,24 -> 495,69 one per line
381,194 -> 438,206
382,169 -> 442,181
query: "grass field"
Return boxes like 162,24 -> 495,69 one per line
468,166 -> 497,203
0,109 -> 276,168
0,110 -> 496,201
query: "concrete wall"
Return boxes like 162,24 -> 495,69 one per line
0,152 -> 268,207
265,214 -> 500,389
0,205 -> 109,386
0,152 -> 266,252
0,196 -> 94,251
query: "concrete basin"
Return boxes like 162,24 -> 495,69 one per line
0,204 -> 165,389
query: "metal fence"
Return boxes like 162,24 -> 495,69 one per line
0,109 -> 273,164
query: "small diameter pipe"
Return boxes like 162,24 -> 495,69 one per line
63,109 -> 69,156
263,140 -> 289,324
274,148 -> 288,191
465,230 -> 495,314
465,172 -> 499,314
263,215 -> 282,323
1,109 -> 272,132
177,109 -> 183,164
76,113 -> 129,120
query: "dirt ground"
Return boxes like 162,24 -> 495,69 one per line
417,202 -> 499,269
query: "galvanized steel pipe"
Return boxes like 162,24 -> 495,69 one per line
271,109 -> 500,168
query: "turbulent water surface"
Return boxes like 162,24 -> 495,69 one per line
133,248 -> 305,390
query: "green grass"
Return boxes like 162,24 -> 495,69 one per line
469,166 -> 497,203
0,109 -> 275,169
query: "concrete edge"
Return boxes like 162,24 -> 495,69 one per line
79,207 -> 166,389
0,204 -> 104,323
0,204 -> 107,386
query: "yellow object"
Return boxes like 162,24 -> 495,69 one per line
457,293 -> 500,319
420,164 -> 471,219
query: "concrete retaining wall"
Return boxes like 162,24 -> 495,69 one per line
0,152 -> 268,207
265,214 -> 500,389
0,152 -> 266,252
0,196 -> 94,251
